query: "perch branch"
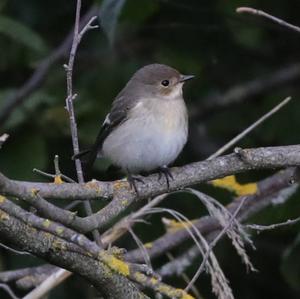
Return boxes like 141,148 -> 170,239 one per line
237,7 -> 300,33
1,145 -> 300,233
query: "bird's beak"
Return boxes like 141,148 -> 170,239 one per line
179,74 -> 195,82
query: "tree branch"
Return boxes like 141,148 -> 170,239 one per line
1,145 -> 300,233
64,0 -> 101,246
0,196 -> 195,298
0,207 -> 149,299
125,167 -> 299,262
0,265 -> 56,287
237,7 -> 300,33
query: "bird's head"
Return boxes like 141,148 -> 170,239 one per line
130,64 -> 194,100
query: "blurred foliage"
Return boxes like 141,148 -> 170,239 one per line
0,0 -> 300,298
99,0 -> 128,43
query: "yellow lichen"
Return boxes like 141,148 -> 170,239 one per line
155,283 -> 192,299
178,290 -> 195,299
31,188 -> 39,197
162,218 -> 193,233
42,231 -> 52,239
121,199 -> 128,206
0,210 -> 9,221
108,246 -> 126,259
55,226 -> 64,235
150,277 -> 158,285
159,285 -> 194,299
0,195 -> 6,203
133,272 -> 146,283
43,219 -> 51,228
211,175 -> 257,196
52,239 -> 67,251
134,272 -> 195,299
86,180 -> 101,194
28,226 -> 37,234
144,242 -> 153,249
99,252 -> 130,276
113,180 -> 128,191
54,175 -> 63,184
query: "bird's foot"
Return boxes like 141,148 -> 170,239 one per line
127,171 -> 145,197
158,165 -> 174,190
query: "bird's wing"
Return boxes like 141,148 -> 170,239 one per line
73,94 -> 139,172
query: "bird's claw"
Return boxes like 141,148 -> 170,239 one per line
127,172 -> 145,198
158,166 -> 174,190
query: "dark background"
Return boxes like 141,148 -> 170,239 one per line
0,0 -> 300,298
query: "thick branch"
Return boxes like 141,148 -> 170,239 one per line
0,145 -> 300,233
0,197 -> 194,298
125,167 -> 299,262
0,206 -> 149,298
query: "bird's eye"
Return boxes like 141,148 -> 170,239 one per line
161,80 -> 169,87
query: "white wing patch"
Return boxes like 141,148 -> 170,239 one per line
103,113 -> 111,126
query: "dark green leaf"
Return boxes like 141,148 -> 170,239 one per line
0,14 -> 48,54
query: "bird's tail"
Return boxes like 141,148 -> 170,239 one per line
72,125 -> 107,179
72,149 -> 91,160
72,146 -> 100,179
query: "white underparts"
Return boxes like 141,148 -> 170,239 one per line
101,96 -> 188,173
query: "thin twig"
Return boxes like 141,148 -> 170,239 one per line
0,283 -> 19,299
140,206 -> 233,298
128,228 -> 152,270
33,155 -> 75,183
208,96 -> 291,159
185,196 -> 246,292
54,155 -> 75,183
162,208 -> 233,298
33,169 -> 75,183
0,242 -> 31,255
236,7 -> 300,34
54,155 -> 61,176
248,216 -> 300,231
102,194 -> 168,245
125,168 -> 297,264
194,63 -> 300,121
166,252 -> 203,299
33,168 -> 56,180
22,269 -> 71,299
65,0 -> 102,246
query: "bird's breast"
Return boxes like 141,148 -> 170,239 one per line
132,97 -> 188,132
102,97 -> 188,173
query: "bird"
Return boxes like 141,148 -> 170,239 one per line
74,63 -> 194,193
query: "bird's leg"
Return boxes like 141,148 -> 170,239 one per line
126,169 -> 145,197
158,165 -> 174,190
